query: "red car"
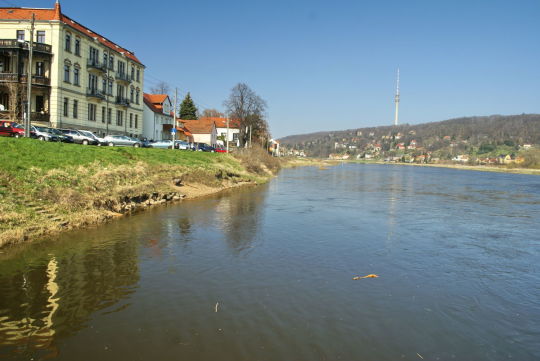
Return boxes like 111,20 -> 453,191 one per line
0,120 -> 24,137
215,147 -> 228,153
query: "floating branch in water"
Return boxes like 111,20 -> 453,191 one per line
352,274 -> 379,280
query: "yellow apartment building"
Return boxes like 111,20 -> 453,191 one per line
0,1 -> 145,137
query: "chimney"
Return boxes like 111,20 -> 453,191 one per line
53,0 -> 61,20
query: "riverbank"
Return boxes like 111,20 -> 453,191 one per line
0,138 -> 278,248
371,161 -> 540,175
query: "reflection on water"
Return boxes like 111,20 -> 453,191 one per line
0,165 -> 539,361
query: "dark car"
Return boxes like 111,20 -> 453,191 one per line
45,127 -> 74,143
194,143 -> 215,152
0,120 -> 25,138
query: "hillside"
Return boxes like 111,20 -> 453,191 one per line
279,114 -> 540,159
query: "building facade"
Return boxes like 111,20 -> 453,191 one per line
142,93 -> 173,141
0,1 -> 145,137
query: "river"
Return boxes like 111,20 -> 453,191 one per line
0,164 -> 539,361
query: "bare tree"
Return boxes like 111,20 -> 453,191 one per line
201,108 -> 224,118
224,83 -> 269,147
7,82 -> 26,121
149,81 -> 170,95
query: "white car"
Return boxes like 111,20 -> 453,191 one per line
102,135 -> 142,147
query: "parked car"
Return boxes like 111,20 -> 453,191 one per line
45,127 -> 74,143
58,129 -> 99,145
0,120 -> 24,137
174,140 -> 190,150
31,125 -> 59,142
147,140 -> 174,149
215,147 -> 228,153
102,135 -> 142,147
194,143 -> 216,152
77,130 -> 106,146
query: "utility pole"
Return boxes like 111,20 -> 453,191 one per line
172,87 -> 177,148
249,125 -> 252,148
25,13 -> 35,137
226,116 -> 230,153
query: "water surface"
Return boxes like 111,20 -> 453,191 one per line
1,164 -> 539,360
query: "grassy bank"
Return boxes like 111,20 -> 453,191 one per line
0,138 -> 277,248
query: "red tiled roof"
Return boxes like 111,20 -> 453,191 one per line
143,93 -> 171,114
182,118 -> 214,134
145,94 -> 168,104
203,117 -> 240,129
0,2 -> 143,65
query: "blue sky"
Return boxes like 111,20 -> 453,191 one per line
9,0 -> 540,137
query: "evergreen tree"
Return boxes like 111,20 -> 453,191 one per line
179,93 -> 198,120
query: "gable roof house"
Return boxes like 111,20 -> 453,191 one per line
182,117 -> 217,146
142,93 -> 173,141
0,1 -> 145,136
208,117 -> 240,147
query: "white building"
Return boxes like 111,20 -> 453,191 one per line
142,93 -> 173,141
212,117 -> 240,147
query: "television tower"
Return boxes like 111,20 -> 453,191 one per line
394,68 -> 400,126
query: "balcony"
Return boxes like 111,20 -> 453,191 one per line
0,39 -> 52,54
0,73 -> 18,82
87,58 -> 107,73
87,88 -> 106,100
31,112 -> 50,123
20,74 -> 51,86
115,72 -> 131,84
115,96 -> 130,107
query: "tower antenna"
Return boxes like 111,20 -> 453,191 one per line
394,68 -> 400,126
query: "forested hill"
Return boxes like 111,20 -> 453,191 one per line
279,114 -> 540,158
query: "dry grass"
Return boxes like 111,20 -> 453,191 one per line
233,146 -> 281,176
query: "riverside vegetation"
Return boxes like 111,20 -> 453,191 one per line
0,137 -> 280,248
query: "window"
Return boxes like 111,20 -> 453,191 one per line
73,100 -> 78,118
130,87 -> 134,102
64,65 -> 70,82
116,110 -> 123,126
88,103 -> 97,121
102,77 -> 107,93
118,60 -> 125,75
136,69 -> 140,82
131,67 -> 135,80
36,31 -> 45,43
109,55 -> 114,70
108,80 -> 113,95
136,89 -> 140,104
103,52 -> 108,67
233,133 -> 239,141
135,114 -> 138,129
74,38 -> 80,56
16,30 -> 24,41
101,107 -> 106,123
74,68 -> 80,85
129,113 -> 133,128
89,46 -> 98,63
88,74 -> 98,90
63,98 -> 69,117
36,62 -> 44,76
65,33 -> 71,51
107,108 -> 112,124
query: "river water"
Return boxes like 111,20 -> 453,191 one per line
0,164 -> 539,361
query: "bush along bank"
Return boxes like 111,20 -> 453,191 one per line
0,138 -> 279,248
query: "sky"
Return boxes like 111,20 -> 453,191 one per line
4,0 -> 540,138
